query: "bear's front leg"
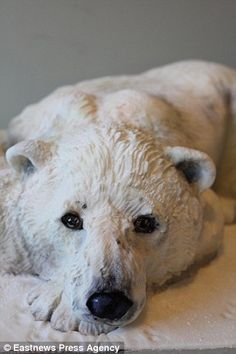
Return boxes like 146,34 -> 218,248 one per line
27,279 -> 76,332
27,279 -> 116,334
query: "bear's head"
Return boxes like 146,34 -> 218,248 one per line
6,124 -> 216,334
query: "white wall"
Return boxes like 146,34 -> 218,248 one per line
0,0 -> 236,128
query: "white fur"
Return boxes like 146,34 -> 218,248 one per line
1,60 -> 236,334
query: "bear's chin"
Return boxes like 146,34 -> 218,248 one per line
78,320 -> 118,335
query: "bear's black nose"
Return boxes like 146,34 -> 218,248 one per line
86,291 -> 133,320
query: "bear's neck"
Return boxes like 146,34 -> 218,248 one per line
0,176 -> 32,274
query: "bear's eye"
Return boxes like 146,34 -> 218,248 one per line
133,214 -> 158,233
61,212 -> 83,230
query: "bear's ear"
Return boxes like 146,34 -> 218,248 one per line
6,140 -> 54,175
165,146 -> 216,192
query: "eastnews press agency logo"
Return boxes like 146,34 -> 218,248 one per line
0,342 -> 124,353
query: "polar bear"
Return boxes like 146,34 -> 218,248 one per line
1,60 -> 236,335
